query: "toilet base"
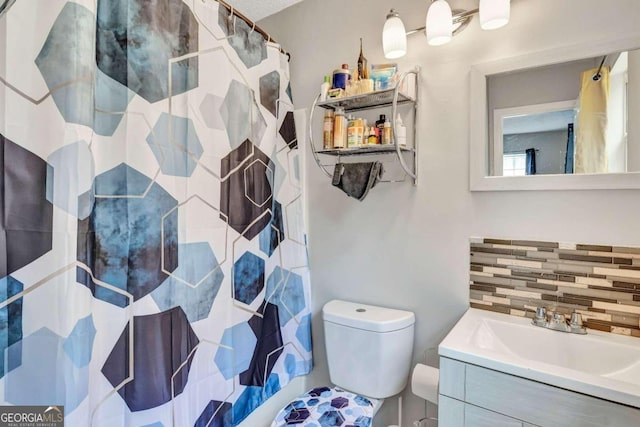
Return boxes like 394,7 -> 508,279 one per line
272,386 -> 380,427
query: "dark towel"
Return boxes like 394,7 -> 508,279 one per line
331,162 -> 384,201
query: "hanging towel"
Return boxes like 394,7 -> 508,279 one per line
575,66 -> 610,173
332,162 -> 384,201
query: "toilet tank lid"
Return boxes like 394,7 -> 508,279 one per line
322,300 -> 415,333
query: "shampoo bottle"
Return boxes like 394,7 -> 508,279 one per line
323,110 -> 334,149
368,127 -> 378,145
333,107 -> 346,149
382,119 -> 392,145
320,76 -> 331,101
346,115 -> 357,148
375,114 -> 386,144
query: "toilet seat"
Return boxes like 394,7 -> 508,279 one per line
271,386 -> 378,427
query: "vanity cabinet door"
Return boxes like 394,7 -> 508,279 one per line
465,364 -> 640,427
439,395 -> 527,427
439,395 -> 465,427
439,357 -> 640,426
439,358 -> 466,400
465,403 -> 525,427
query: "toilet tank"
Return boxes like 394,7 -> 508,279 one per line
322,300 -> 415,399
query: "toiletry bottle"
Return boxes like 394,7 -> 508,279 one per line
396,115 -> 407,146
357,38 -> 368,80
333,107 -> 346,148
383,119 -> 392,145
355,118 -> 365,146
368,127 -> 377,145
361,119 -> 368,145
375,114 -> 386,144
346,115 -> 357,148
332,64 -> 350,90
320,76 -> 331,101
323,110 -> 334,149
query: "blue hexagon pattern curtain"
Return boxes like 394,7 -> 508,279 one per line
0,0 -> 312,425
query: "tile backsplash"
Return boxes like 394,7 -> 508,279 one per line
470,238 -> 640,338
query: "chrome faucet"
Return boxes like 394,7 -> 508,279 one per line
532,307 -> 587,334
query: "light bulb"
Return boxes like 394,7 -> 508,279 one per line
480,0 -> 510,30
426,0 -> 453,46
383,9 -> 407,59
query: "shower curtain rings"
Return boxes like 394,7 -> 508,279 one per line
228,6 -> 237,34
249,21 -> 256,36
227,5 -> 235,32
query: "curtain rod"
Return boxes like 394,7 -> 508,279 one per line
211,0 -> 291,61
592,55 -> 606,81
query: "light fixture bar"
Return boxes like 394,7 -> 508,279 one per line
453,8 -> 479,23
405,8 -> 478,36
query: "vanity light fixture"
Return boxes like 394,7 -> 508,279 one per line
383,9 -> 408,59
426,0 -> 453,46
479,0 -> 511,30
382,0 -> 511,58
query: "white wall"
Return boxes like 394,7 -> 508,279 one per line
628,49 -> 640,171
608,52 -> 627,173
259,1 -> 640,425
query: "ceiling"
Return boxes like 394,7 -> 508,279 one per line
223,0 -> 305,22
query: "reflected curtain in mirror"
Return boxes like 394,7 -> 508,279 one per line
575,67 -> 610,173
525,148 -> 537,175
564,123 -> 575,174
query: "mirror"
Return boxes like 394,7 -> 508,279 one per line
470,36 -> 640,191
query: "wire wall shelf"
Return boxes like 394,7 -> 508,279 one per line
317,145 -> 414,157
308,67 -> 421,186
317,89 -> 416,112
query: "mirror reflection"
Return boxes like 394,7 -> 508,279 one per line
488,48 -> 639,177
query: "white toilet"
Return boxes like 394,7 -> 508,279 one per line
272,300 -> 415,427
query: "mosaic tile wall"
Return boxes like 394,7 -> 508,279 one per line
470,238 -> 640,338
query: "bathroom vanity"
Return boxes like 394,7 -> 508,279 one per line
438,308 -> 640,426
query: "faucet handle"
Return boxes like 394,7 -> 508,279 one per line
570,311 -> 583,328
532,306 -> 547,326
569,311 -> 587,334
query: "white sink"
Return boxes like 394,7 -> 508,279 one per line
439,308 -> 640,408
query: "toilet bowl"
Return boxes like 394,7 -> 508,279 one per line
271,300 -> 415,427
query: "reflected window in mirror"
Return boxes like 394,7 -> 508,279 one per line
502,152 -> 526,176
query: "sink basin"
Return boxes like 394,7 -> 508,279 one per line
439,308 -> 640,408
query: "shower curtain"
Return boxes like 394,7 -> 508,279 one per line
564,123 -> 575,174
525,148 -> 536,175
0,1 -> 312,426
575,66 -> 610,174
